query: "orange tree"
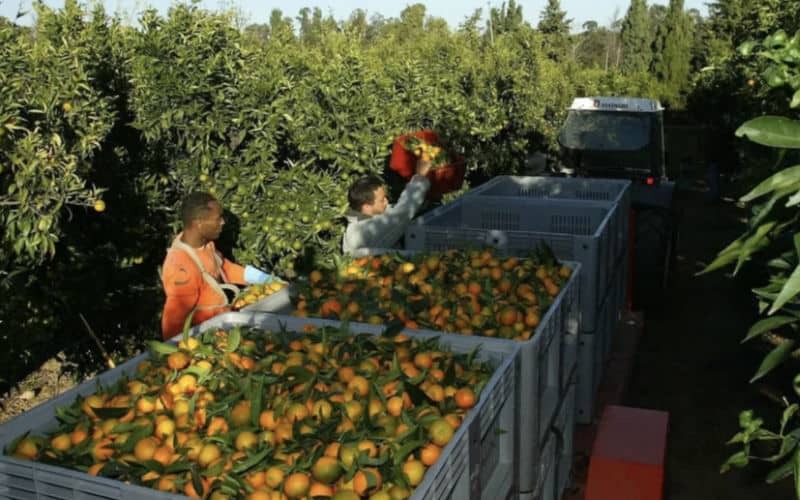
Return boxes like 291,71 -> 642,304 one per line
702,30 -> 800,494
0,2 -> 666,391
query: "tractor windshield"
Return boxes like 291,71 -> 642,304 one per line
559,111 -> 651,151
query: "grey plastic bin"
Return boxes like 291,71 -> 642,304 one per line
575,262 -> 624,424
285,248 -> 580,498
463,175 -> 631,262
0,312 -> 521,500
551,369 -> 577,500
405,195 -> 612,331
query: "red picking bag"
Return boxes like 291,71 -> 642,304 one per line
390,130 -> 465,200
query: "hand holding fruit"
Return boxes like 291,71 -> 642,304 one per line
416,155 -> 432,177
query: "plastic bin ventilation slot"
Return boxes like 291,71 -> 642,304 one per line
0,312 -> 521,500
405,195 -> 612,331
462,176 -> 631,262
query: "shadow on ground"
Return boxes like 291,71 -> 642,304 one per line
624,179 -> 795,499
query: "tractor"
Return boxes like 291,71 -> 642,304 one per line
555,97 -> 679,311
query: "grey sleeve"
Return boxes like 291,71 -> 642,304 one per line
342,175 -> 430,254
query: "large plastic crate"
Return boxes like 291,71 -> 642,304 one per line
533,370 -> 576,500
194,312 -> 521,500
575,266 -> 622,424
602,255 -> 627,360
463,176 -> 631,261
0,313 -> 520,500
554,371 -> 577,500
265,249 -> 580,497
405,195 -> 612,331
0,357 -> 183,499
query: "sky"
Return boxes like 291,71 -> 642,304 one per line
1,0 -> 710,31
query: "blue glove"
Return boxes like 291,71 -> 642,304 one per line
244,265 -> 274,285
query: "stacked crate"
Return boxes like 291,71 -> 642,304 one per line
403,175 -> 631,499
251,249 -> 580,500
0,313 -> 520,500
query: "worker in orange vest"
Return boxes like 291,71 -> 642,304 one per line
160,192 -> 276,339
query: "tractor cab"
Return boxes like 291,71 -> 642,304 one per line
557,96 -> 677,311
558,97 -> 668,195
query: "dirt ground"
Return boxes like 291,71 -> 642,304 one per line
623,178 -> 797,499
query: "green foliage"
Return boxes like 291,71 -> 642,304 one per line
537,0 -> 572,61
0,2 -> 691,391
651,0 -> 694,106
0,1 -> 112,264
620,0 -> 652,74
489,0 -> 525,36
702,30 -> 800,496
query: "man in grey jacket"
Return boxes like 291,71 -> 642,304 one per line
342,157 -> 431,254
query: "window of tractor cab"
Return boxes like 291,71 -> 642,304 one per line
559,111 -> 652,151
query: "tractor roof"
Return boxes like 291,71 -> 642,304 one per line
568,97 -> 663,113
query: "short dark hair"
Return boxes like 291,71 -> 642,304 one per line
348,175 -> 385,211
180,192 -> 218,227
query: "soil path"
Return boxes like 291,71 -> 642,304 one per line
623,180 -> 795,499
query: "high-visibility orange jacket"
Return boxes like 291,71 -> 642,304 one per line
160,234 -> 247,340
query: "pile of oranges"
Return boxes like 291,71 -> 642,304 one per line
295,249 -> 572,341
232,282 -> 288,311
7,324 -> 493,499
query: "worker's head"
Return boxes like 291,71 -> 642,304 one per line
348,175 -> 388,216
180,192 -> 224,240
